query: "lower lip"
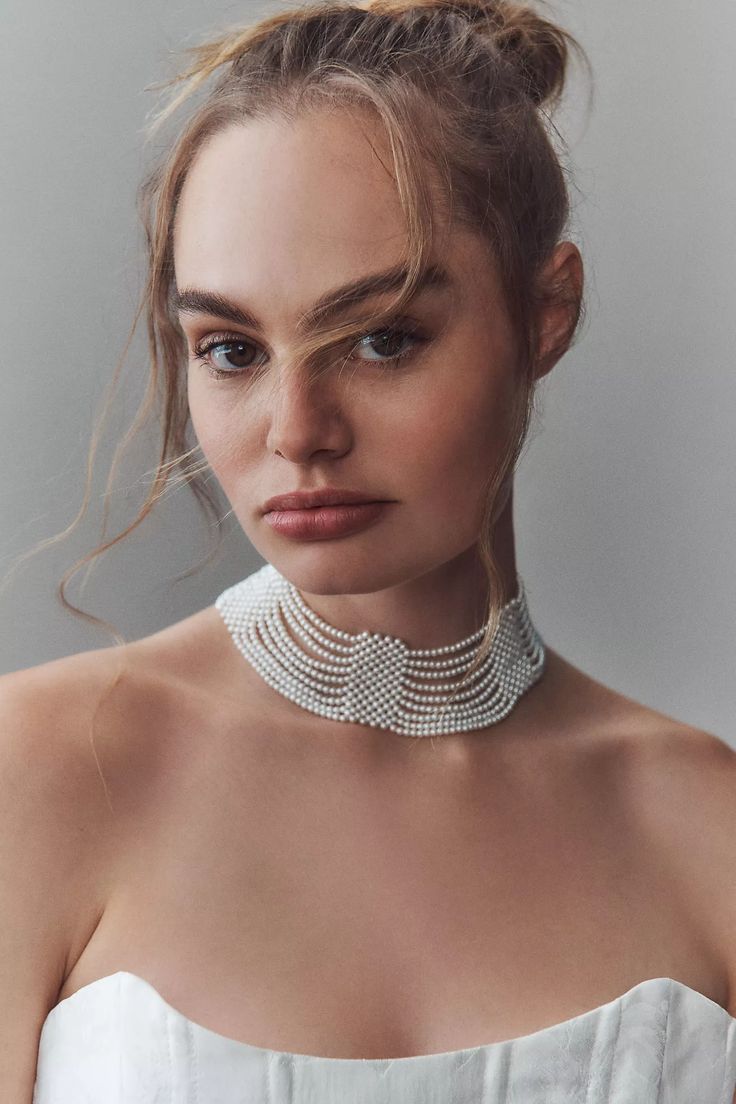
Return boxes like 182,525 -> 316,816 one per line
264,502 -> 391,540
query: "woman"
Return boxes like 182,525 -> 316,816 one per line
2,0 -> 735,1100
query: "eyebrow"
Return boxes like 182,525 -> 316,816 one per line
172,262 -> 453,333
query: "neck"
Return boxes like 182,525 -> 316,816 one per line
294,487 -> 519,652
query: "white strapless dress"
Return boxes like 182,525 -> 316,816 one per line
32,970 -> 736,1102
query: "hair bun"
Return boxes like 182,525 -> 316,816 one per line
361,0 -> 572,108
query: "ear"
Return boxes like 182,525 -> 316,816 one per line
533,241 -> 584,381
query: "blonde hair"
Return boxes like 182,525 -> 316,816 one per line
3,0 -> 588,695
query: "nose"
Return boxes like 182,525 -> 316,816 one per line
265,368 -> 352,464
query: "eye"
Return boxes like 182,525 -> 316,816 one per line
192,335 -> 261,379
191,321 -> 428,381
351,324 -> 426,363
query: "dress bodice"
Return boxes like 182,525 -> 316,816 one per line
32,970 -> 736,1103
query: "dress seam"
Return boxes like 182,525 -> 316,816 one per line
720,1015 -> 736,1104
186,1021 -> 200,1104
165,1006 -> 174,1104
654,979 -> 673,1104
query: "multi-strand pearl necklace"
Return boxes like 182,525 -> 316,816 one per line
214,563 -> 546,737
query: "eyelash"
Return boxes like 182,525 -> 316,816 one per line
191,321 -> 429,381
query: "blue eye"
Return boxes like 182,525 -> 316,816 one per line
192,322 -> 428,381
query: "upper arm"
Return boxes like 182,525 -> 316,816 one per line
0,658 -> 117,1100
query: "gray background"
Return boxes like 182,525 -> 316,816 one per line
1,0 -> 734,742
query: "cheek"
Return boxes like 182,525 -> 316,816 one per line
383,370 -> 512,498
187,374 -> 259,486
187,369 -> 211,448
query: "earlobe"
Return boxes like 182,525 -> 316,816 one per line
534,241 -> 584,381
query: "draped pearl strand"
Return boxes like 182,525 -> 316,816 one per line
214,563 -> 546,737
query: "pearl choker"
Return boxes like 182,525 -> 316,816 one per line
214,563 -> 546,737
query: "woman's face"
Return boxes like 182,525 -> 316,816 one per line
173,107 -> 520,596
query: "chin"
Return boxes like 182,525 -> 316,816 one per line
262,546 -> 420,597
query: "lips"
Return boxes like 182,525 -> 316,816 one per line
265,501 -> 391,541
262,488 -> 386,513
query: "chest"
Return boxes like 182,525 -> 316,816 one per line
57,720 -> 727,1058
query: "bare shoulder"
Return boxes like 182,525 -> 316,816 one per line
0,618 -> 216,899
548,651 -> 736,997
606,697 -> 736,816
543,649 -> 732,762
598,693 -> 736,994
0,602 -> 229,885
0,646 -> 140,1093
0,610 -> 209,811
543,651 -> 736,890
0,624 -> 210,1008
561,652 -> 736,826
0,597 -> 252,823
621,718 -> 736,883
0,646 -> 134,910
0,645 -> 128,819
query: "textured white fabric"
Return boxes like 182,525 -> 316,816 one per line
32,970 -> 736,1102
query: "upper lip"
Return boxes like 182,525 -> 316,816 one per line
262,488 -> 388,512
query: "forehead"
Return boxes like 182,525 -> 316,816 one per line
174,110 -> 409,286
172,108 -> 498,320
